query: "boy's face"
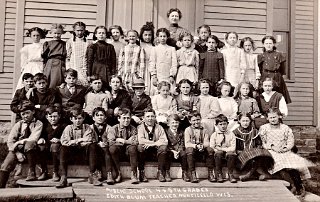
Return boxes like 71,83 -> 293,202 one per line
21,110 -> 34,123
46,112 -> 60,126
111,77 -> 121,91
168,119 -> 179,131
91,79 -> 103,92
71,115 -> 84,127
190,116 -> 201,128
93,111 -> 106,125
144,112 -> 156,126
267,112 -> 280,125
65,75 -> 77,87
216,121 -> 228,132
118,113 -> 131,127
35,79 -> 47,92
23,78 -> 34,90
133,87 -> 144,97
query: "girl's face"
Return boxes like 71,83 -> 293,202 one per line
128,31 -> 138,44
74,25 -> 85,38
264,38 -> 275,51
239,116 -> 251,129
158,32 -> 168,45
199,27 -> 210,41
221,85 -> 231,97
200,83 -> 210,95
262,80 -> 273,94
168,11 -> 180,24
243,40 -> 253,53
226,33 -> 238,46
91,79 -> 103,92
182,36 -> 192,48
96,28 -> 107,41
206,38 -> 217,50
111,28 -> 121,41
110,77 -> 121,91
31,30 -> 41,43
180,83 -> 191,95
240,84 -> 250,97
142,30 -> 153,43
159,85 -> 170,98
267,112 -> 280,125
52,28 -> 63,40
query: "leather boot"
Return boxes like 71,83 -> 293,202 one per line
13,163 -> 23,180
165,170 -> 172,182
88,172 -> 94,184
190,171 -> 199,183
217,173 -> 223,183
25,168 -> 36,181
38,170 -> 48,181
115,170 -> 121,183
158,170 -> 165,182
182,170 -> 190,182
106,172 -> 114,185
52,172 -> 60,182
131,171 -> 139,184
56,175 -> 68,188
93,171 -> 102,186
0,170 -> 9,188
229,173 -> 237,183
208,169 -> 216,182
139,170 -> 148,182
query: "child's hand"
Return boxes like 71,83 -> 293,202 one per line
67,140 -> 77,146
176,41 -> 183,48
98,141 -> 106,148
59,83 -> 66,89
116,138 -> 125,144
37,138 -> 46,145
50,138 -> 60,143
114,107 -> 120,116
152,76 -> 158,87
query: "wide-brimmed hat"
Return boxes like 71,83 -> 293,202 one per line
132,78 -> 146,88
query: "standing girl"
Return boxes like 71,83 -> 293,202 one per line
66,21 -> 91,86
258,36 -> 291,103
194,25 -> 211,53
149,28 -> 177,93
16,27 -> 47,90
87,26 -> 116,85
221,32 -> 246,87
42,24 -> 67,88
176,33 -> 199,84
240,37 -> 261,89
139,22 -> 155,96
199,35 -> 225,95
118,30 -> 145,90
109,25 -> 126,69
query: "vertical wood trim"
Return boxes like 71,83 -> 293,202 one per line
289,0 -> 295,80
106,0 -> 114,28
0,0 -> 6,72
266,0 -> 273,35
97,0 -> 107,26
195,0 -> 204,33
12,0 -> 25,125
153,0 -> 158,29
313,0 -> 318,126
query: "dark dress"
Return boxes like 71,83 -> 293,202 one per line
86,40 -> 117,84
42,40 -> 67,88
257,91 -> 283,116
258,51 -> 291,103
199,51 -> 225,85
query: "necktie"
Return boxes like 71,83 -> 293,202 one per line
24,122 -> 31,138
69,87 -> 75,94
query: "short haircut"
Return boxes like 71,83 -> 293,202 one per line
69,108 -> 86,118
45,105 -> 61,115
167,8 -> 182,19
117,108 -> 131,118
88,75 -> 103,83
33,73 -> 48,83
188,110 -> 201,121
18,100 -> 35,112
92,107 -> 107,117
168,114 -> 180,123
64,68 -> 78,78
215,114 -> 228,125
22,73 -> 34,81
157,81 -> 171,90
144,108 -> 156,115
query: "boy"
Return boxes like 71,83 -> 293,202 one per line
137,109 -> 168,182
0,100 -> 43,188
56,108 -> 100,188
38,106 -> 67,181
131,78 -> 152,125
184,111 -> 214,183
56,68 -> 87,113
106,108 -> 139,184
210,114 -> 237,183
28,73 -> 58,122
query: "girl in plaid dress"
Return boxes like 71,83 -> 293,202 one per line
259,108 -> 314,196
66,21 -> 91,86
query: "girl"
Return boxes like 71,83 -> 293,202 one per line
118,30 -> 145,90
109,25 -> 126,69
259,108 -> 313,196
16,27 -> 47,90
175,79 -> 199,130
194,25 -> 211,53
42,23 -> 67,88
66,21 -> 91,86
149,28 -> 177,93
197,79 -> 221,135
176,33 -> 199,84
87,26 -> 116,85
221,32 -> 246,87
151,81 -> 177,124
258,36 -> 291,103
199,35 -> 225,95
217,81 -> 238,131
234,113 -> 273,181
139,22 -> 155,96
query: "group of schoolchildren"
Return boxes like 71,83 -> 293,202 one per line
0,8 -> 313,197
